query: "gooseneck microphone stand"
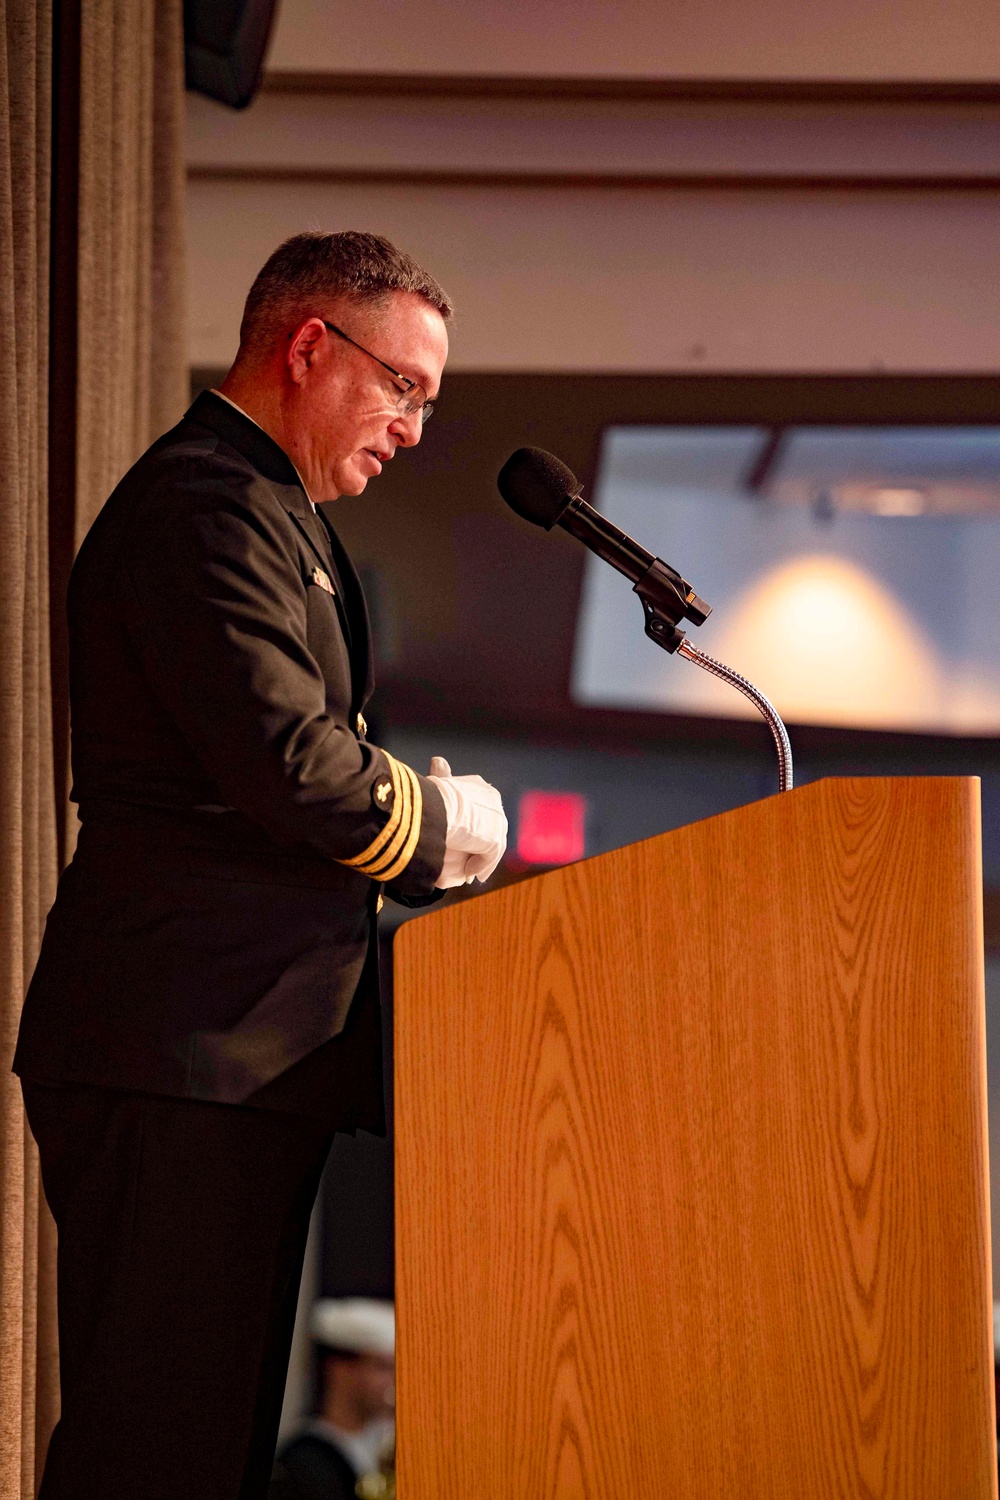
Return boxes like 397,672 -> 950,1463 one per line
558,492 -> 793,795
677,641 -> 793,793
494,448 -> 793,793
639,589 -> 793,794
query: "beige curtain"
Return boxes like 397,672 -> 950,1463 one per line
58,0 -> 188,853
0,3 -> 59,1497
75,0 -> 187,548
0,1 -> 187,1494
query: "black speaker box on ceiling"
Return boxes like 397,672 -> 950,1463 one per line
184,0 -> 281,109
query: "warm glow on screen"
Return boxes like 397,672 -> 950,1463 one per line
712,556 -> 938,729
573,425 -> 1000,734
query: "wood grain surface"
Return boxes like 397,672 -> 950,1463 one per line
394,777 -> 995,1499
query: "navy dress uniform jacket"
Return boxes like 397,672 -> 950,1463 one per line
271,1432 -> 362,1500
14,392 -> 446,1129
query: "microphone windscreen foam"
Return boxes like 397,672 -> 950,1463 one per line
497,447 -> 582,529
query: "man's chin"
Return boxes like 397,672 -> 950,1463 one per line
329,469 -> 370,499
329,452 -> 385,498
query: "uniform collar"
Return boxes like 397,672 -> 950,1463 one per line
187,389 -> 315,516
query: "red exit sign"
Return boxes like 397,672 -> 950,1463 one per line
516,791 -> 587,866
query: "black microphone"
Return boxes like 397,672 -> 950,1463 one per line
497,446 -> 711,646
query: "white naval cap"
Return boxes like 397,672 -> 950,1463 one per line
310,1298 -> 395,1358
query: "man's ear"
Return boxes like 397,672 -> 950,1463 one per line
286,317 -> 327,384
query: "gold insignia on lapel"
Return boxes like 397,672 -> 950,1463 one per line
310,566 -> 335,596
356,712 -> 368,738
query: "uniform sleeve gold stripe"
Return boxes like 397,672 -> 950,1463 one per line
338,753 -> 404,872
338,754 -> 403,870
372,761 -> 423,884
364,760 -> 415,879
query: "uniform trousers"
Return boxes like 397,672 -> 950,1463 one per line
23,1079 -> 335,1500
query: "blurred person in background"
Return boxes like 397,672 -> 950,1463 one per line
271,1299 -> 396,1500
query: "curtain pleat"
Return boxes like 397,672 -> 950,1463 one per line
0,3 -> 58,1497
75,0 -> 186,549
61,0 -> 186,858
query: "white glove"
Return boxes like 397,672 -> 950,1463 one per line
427,756 -> 508,889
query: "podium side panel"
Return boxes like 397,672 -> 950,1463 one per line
394,777 -> 994,1499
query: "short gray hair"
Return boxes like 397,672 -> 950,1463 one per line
238,231 -> 453,353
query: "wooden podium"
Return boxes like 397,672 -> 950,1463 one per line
394,778 -> 996,1498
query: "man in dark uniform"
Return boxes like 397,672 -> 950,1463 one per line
15,231 -> 506,1499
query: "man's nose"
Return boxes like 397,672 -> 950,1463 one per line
388,410 -> 423,448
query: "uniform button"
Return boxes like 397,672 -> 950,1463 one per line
371,776 -> 395,815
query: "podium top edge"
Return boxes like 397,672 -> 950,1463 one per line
393,776 -> 981,946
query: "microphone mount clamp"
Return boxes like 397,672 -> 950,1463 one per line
632,558 -> 703,654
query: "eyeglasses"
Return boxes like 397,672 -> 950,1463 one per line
322,321 -> 435,424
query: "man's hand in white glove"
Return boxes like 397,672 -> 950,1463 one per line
427,756 -> 508,889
